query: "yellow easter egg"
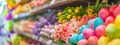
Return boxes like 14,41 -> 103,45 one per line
115,15 -> 120,29
108,39 -> 120,45
8,2 -> 15,9
98,36 -> 109,45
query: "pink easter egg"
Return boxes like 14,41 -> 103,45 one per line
88,36 -> 98,45
105,16 -> 114,26
77,39 -> 88,45
98,8 -> 112,21
83,28 -> 95,39
96,25 -> 106,38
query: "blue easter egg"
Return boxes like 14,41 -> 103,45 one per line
87,19 -> 95,29
94,17 -> 104,30
78,33 -> 85,41
69,34 -> 79,45
79,25 -> 88,34
87,20 -> 91,28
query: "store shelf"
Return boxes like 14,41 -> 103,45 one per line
13,0 -> 96,20
14,30 -> 65,45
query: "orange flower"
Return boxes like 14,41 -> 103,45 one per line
77,16 -> 81,20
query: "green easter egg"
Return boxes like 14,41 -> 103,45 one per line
106,24 -> 120,39
5,20 -> 13,32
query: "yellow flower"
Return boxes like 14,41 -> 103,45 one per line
68,9 -> 72,13
62,20 -> 66,23
77,16 -> 81,20
72,15 -> 77,19
75,9 -> 79,13
76,7 -> 80,10
67,15 -> 71,19
58,18 -> 62,23
57,12 -> 62,16
87,8 -> 93,15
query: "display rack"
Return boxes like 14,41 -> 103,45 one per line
14,30 -> 65,45
13,0 -> 96,45
13,0 -> 96,20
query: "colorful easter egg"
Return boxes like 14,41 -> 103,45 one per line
4,20 -> 13,32
96,25 -> 106,37
88,36 -> 98,45
83,28 -> 95,39
79,25 -> 88,34
6,13 -> 12,20
69,34 -> 80,45
105,16 -> 114,26
77,39 -> 88,45
98,8 -> 112,21
110,4 -> 118,13
106,24 -> 120,39
94,17 -> 104,30
108,39 -> 120,45
87,19 -> 95,29
115,15 -> 120,29
98,36 -> 109,45
114,5 -> 120,17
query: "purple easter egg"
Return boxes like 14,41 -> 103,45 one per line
6,13 -> 12,20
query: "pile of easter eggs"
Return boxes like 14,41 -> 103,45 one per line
69,4 -> 120,45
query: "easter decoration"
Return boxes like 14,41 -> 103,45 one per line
88,36 -> 98,45
108,39 -> 120,45
98,36 -> 109,45
77,39 -> 88,45
95,25 -> 106,38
